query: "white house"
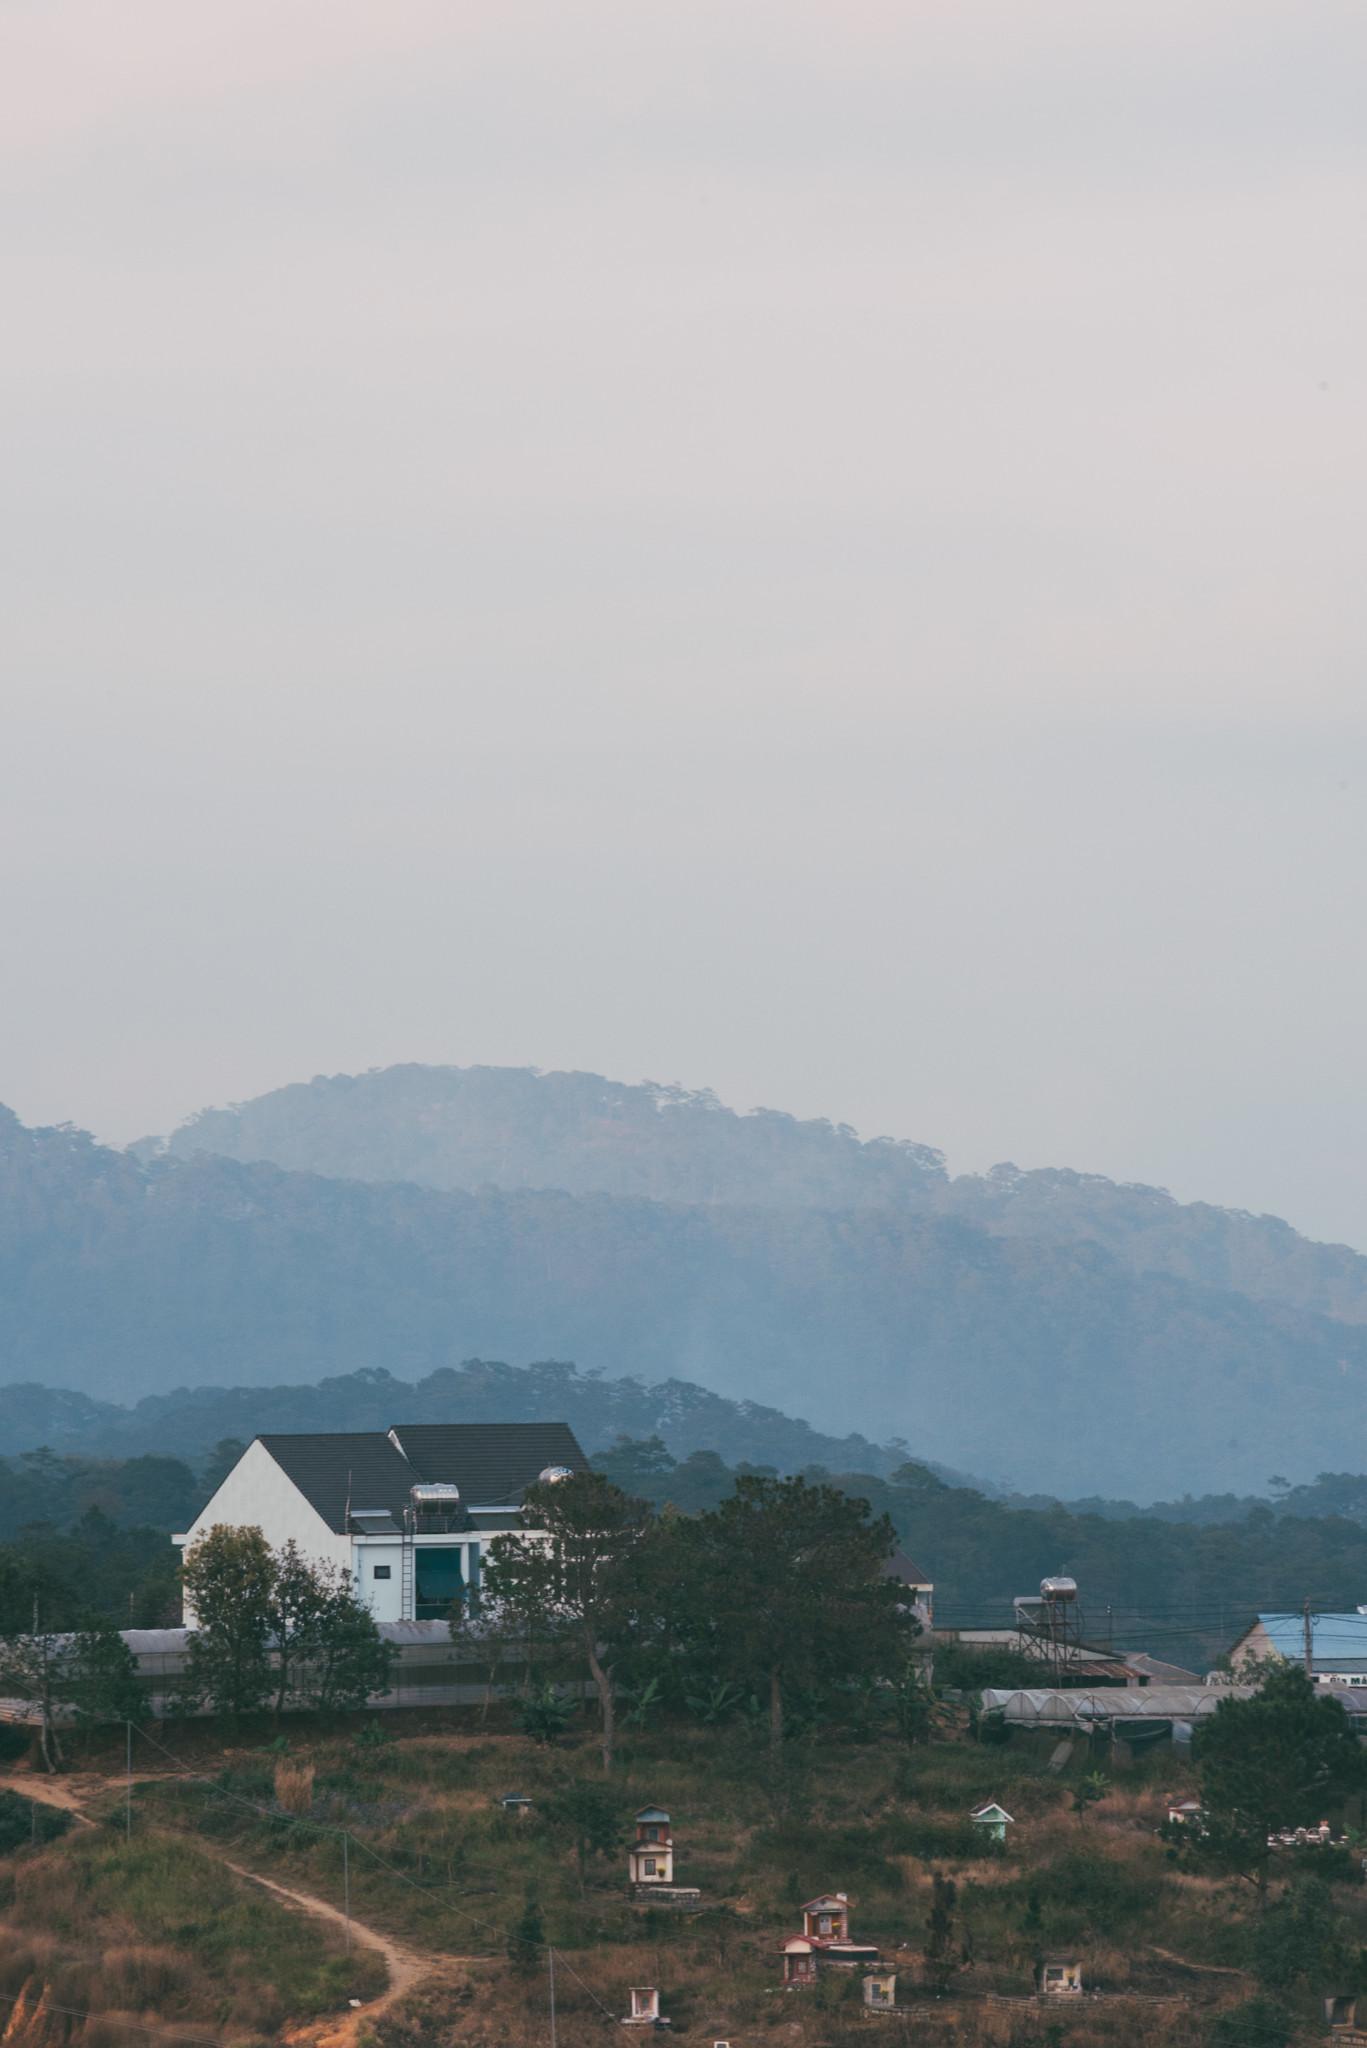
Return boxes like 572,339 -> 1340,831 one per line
1227,1612 -> 1367,1687
174,1421 -> 588,1624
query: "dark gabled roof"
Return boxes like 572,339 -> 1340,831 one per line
390,1423 -> 588,1504
881,1549 -> 932,1587
257,1421 -> 589,1534
260,1431 -> 416,1534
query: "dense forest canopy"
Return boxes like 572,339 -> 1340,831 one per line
0,1359 -> 913,1475
154,1064 -> 1367,1323
6,1104 -> 1367,1496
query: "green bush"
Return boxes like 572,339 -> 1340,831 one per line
1024,1849 -> 1157,1935
1205,1995 -> 1292,2048
0,1791 -> 68,1855
881,1813 -> 985,1861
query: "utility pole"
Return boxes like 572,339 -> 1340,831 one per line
1303,1597 -> 1314,1678
343,1833 -> 351,1954
125,1721 -> 133,1842
548,1945 -> 557,2048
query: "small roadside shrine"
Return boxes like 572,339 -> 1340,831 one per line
969,1801 -> 1013,1843
629,1808 -> 674,1887
627,1805 -> 702,1908
1036,1954 -> 1084,1997
781,1938 -> 818,1987
782,1894 -> 881,1984
863,1971 -> 898,2011
623,1987 -> 670,2028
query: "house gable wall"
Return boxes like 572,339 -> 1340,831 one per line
175,1440 -> 352,1622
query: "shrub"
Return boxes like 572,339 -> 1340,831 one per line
518,1684 -> 577,1744
98,1944 -> 196,2007
0,1727 -> 32,1765
1206,1995 -> 1292,2048
1024,1848 -> 1156,1936
0,1793 -> 68,1856
882,1813 -> 983,1861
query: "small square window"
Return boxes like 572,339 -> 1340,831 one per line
643,1857 -> 656,1875
373,1565 -> 392,1580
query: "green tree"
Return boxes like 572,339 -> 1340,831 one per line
1255,1875 -> 1352,1991
0,1631 -> 68,1772
517,1682 -> 576,1745
893,1661 -> 944,1745
1194,1664 -> 1367,1893
543,1778 -> 623,1895
298,1576 -> 392,1715
65,1615 -> 146,1738
1072,1770 -> 1110,1823
483,1471 -> 650,1772
924,1873 -> 961,1994
687,1475 -> 912,1755
179,1525 -> 275,1723
267,1540 -> 331,1718
507,1887 -> 545,1972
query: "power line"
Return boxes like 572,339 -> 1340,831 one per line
0,1988 -> 222,2047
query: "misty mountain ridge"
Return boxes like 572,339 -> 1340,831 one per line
6,1092 -> 1367,1497
0,1357 -> 920,1478
149,1062 -> 1367,1326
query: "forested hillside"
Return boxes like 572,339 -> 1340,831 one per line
0,1358 -> 908,1475
154,1064 -> 1367,1323
7,1103 -> 1367,1495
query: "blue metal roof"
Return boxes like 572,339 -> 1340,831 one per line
1258,1613 -> 1367,1668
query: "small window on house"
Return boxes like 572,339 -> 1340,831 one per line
643,1857 -> 656,1875
373,1565 -> 392,1580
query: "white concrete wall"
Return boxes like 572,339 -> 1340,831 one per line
354,1538 -> 404,1621
175,1440 -> 352,1623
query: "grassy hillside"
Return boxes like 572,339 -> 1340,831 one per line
0,1797 -> 382,2045
1,1701 -> 1346,2047
9,1108 -> 1367,1496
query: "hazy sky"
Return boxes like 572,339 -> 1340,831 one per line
4,1 -> 1366,1247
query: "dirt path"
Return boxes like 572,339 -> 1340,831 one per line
222,1860 -> 446,2046
0,1769 -> 484,2046
1148,1946 -> 1248,1979
0,1770 -> 98,1825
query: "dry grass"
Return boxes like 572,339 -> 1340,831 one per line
275,1759 -> 316,1816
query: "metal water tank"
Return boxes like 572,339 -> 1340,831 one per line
410,1482 -> 462,1508
538,1465 -> 575,1485
1040,1576 -> 1078,1602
